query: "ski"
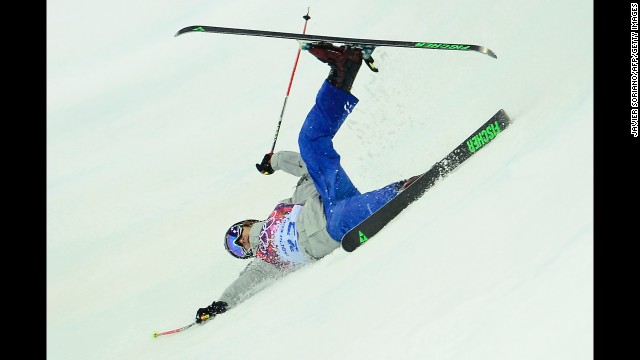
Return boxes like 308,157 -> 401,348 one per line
341,109 -> 511,252
174,25 -> 497,59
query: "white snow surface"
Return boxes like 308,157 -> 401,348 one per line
47,0 -> 593,359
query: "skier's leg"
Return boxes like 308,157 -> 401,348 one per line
298,43 -> 374,241
325,175 -> 421,241
298,44 -> 365,211
325,183 -> 398,241
298,80 -> 360,210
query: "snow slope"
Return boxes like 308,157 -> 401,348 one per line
47,0 -> 593,359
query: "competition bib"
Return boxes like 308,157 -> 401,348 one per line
256,203 -> 307,268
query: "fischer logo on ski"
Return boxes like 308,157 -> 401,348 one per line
466,120 -> 502,153
415,43 -> 471,50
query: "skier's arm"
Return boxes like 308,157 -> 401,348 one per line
217,260 -> 286,309
195,260 -> 286,322
271,151 -> 308,177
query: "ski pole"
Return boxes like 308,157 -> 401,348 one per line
270,8 -> 311,153
152,321 -> 198,339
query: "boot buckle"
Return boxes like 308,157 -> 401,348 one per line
359,46 -> 379,72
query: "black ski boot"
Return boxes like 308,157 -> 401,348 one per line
306,42 -> 363,93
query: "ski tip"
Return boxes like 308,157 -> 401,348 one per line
174,28 -> 186,37
174,27 -> 186,37
175,26 -> 204,37
483,48 -> 498,59
152,331 -> 158,339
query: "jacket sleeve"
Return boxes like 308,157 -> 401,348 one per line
218,260 -> 288,309
271,151 -> 308,177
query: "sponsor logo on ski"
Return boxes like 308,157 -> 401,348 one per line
466,121 -> 502,153
415,42 -> 471,50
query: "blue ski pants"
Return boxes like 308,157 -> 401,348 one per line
298,80 -> 400,242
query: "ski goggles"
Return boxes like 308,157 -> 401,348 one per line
224,222 -> 252,259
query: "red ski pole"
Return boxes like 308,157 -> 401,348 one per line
152,321 -> 198,339
270,8 -> 311,153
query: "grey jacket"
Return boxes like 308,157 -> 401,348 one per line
219,151 -> 340,308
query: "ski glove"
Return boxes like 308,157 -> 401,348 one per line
255,153 -> 275,175
195,301 -> 228,323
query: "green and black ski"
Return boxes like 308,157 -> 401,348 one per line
341,109 -> 511,252
174,25 -> 497,59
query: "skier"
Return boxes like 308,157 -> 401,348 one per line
195,42 -> 418,323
